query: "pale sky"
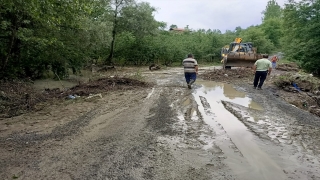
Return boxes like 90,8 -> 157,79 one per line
141,0 -> 287,32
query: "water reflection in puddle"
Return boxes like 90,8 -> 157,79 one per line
197,80 -> 263,110
193,80 -> 285,180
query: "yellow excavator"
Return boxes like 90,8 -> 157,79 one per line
221,38 -> 264,69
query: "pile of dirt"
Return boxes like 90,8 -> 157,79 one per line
65,77 -> 149,96
274,72 -> 320,117
200,68 -> 253,82
0,77 -> 149,118
276,63 -> 299,72
274,73 -> 319,93
0,80 -> 47,118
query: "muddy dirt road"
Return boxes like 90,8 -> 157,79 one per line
1,67 -> 320,179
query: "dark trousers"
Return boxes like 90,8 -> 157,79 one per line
254,71 -> 268,88
184,72 -> 197,84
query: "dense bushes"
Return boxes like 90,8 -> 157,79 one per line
1,0 -> 318,79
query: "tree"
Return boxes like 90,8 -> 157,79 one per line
113,2 -> 163,65
0,0 -> 95,78
261,18 -> 283,48
119,2 -> 160,38
169,24 -> 177,29
105,0 -> 133,65
240,27 -> 274,53
262,0 -> 282,21
235,26 -> 242,36
282,0 -> 320,74
260,0 -> 283,50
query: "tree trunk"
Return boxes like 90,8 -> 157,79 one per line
106,28 -> 116,65
2,25 -> 16,72
106,6 -> 119,65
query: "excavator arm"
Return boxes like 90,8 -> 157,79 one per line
234,38 -> 242,43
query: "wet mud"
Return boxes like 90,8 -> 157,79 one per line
1,66 -> 320,179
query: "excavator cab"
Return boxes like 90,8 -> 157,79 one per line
228,42 -> 253,53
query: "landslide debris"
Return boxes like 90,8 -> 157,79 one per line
0,77 -> 149,118
276,63 -> 299,72
274,73 -> 319,93
200,68 -> 253,82
274,72 -> 320,117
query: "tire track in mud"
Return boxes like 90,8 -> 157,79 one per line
243,85 -> 320,179
198,96 -> 243,156
145,88 -> 218,180
147,92 -> 179,136
0,90 -> 154,179
196,95 -> 286,180
0,90 -> 147,146
222,100 -> 320,179
5,67 -> 320,179
144,85 -> 236,179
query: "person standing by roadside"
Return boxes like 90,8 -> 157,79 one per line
253,54 -> 272,90
271,55 -> 279,69
183,54 -> 198,89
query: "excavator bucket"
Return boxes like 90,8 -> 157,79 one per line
224,52 -> 263,68
221,39 -> 264,69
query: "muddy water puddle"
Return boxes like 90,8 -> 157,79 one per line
193,80 -> 286,179
197,80 -> 263,111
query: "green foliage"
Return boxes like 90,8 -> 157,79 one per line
170,24 -> 178,29
240,26 -> 274,53
0,0 -> 101,79
1,0 -> 317,78
262,0 -> 282,21
260,18 -> 283,48
282,0 -> 320,74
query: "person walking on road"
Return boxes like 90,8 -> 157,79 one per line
183,54 -> 198,89
271,55 -> 279,69
253,54 -> 272,90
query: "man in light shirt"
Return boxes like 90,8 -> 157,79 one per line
182,54 -> 198,89
252,54 -> 272,90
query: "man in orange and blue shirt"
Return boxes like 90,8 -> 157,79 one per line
271,55 -> 279,69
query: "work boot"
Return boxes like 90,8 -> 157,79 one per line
257,87 -> 262,90
189,79 -> 195,85
187,84 -> 191,89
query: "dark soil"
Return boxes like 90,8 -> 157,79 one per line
276,63 -> 299,72
66,77 -> 149,96
274,72 -> 319,93
200,68 -> 253,82
273,72 -> 320,117
0,77 -> 149,118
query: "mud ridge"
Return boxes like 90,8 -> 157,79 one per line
147,91 -> 179,136
0,106 -> 101,147
222,101 -> 275,142
247,86 -> 320,126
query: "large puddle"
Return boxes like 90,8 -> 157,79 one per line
193,80 -> 286,179
197,80 -> 263,111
